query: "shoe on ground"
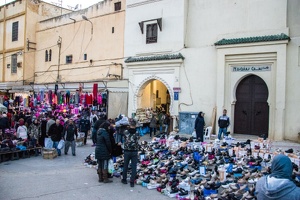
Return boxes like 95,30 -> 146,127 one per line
130,182 -> 134,187
72,154 -> 76,156
65,152 -> 67,155
121,179 -> 128,184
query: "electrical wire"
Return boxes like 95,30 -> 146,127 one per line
178,62 -> 194,111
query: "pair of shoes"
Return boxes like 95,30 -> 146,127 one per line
121,179 -> 128,184
72,154 -> 76,156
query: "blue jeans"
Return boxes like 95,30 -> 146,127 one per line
159,125 -> 163,133
218,127 -> 227,140
53,141 -> 61,155
164,125 -> 169,133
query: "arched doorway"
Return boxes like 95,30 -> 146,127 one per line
234,75 -> 269,136
137,79 -> 170,113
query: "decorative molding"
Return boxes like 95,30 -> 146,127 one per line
127,0 -> 163,8
133,75 -> 174,114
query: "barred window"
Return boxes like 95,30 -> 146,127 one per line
12,21 -> 19,42
11,54 -> 17,73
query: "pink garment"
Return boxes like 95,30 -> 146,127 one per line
97,94 -> 102,105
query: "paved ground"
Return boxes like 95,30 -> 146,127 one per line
0,139 -> 169,200
0,135 -> 299,200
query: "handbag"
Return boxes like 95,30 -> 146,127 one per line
112,144 -> 123,157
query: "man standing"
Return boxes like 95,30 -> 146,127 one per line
218,109 -> 230,140
121,120 -> 140,187
64,118 -> 78,156
79,115 -> 91,145
48,119 -> 64,156
46,115 -> 55,136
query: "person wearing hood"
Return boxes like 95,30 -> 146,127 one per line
194,111 -> 205,142
255,154 -> 300,200
121,120 -> 140,187
95,121 -> 112,183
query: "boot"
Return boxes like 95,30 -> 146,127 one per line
97,168 -> 103,182
103,169 -> 113,183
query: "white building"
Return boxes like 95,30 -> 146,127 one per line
124,0 -> 300,142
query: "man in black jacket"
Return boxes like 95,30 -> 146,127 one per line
0,113 -> 9,135
121,120 -> 140,187
48,119 -> 64,156
218,109 -> 230,140
79,115 -> 90,145
64,118 -> 78,156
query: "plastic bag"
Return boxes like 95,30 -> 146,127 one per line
192,131 -> 197,138
44,138 -> 53,149
57,139 -> 65,150
108,159 -> 114,174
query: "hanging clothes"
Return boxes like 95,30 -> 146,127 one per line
84,92 -> 89,106
80,94 -> 85,105
40,89 -> 44,102
75,91 -> 79,104
54,84 -> 58,95
93,83 -> 98,102
48,90 -> 53,105
66,90 -> 70,105
97,94 -> 102,105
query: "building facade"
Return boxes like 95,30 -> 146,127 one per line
0,0 -> 70,95
34,0 -> 128,118
124,0 -> 300,141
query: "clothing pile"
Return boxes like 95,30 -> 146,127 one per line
110,133 -> 300,200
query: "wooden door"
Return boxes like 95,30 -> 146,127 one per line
234,75 -> 269,136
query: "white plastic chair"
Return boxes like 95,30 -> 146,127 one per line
204,126 -> 213,141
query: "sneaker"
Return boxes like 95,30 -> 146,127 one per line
72,154 -> 76,156
121,179 -> 128,184
65,152 -> 67,155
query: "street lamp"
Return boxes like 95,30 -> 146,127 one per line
82,15 -> 93,35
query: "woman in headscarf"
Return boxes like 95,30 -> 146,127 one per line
194,112 -> 205,142
95,121 -> 112,183
255,154 -> 300,200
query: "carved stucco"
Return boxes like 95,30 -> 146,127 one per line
133,75 -> 174,114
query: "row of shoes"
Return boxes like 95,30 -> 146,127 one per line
109,133 -> 300,199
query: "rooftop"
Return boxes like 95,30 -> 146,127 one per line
215,33 -> 290,46
125,53 -> 185,63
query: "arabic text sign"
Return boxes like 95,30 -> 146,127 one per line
232,65 -> 271,72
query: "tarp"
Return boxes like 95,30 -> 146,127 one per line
108,92 -> 128,119
0,103 -> 8,113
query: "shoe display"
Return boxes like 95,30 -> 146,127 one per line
82,135 -> 299,199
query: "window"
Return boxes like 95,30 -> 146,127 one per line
12,21 -> 19,42
84,54 -> 87,60
11,54 -> 17,73
49,49 -> 52,61
146,24 -> 158,44
45,50 -> 48,62
114,2 -> 121,11
66,55 -> 73,64
112,27 -> 114,33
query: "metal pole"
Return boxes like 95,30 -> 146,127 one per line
57,36 -> 62,82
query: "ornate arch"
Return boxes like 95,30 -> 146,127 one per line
133,75 -> 174,113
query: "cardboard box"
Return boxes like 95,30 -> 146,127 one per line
42,148 -> 57,159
